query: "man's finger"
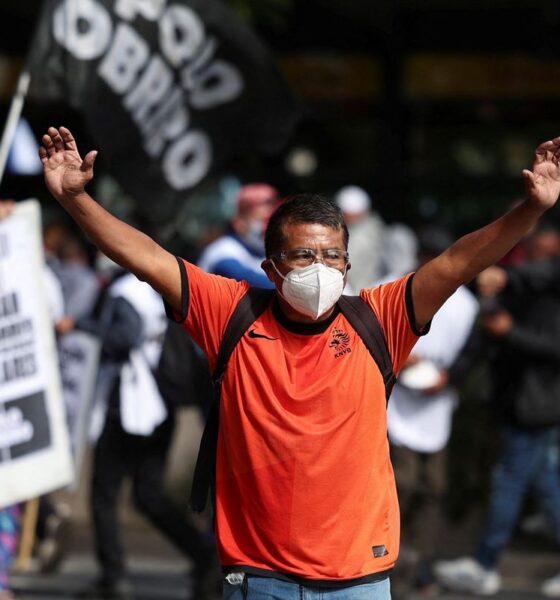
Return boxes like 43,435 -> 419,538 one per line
536,140 -> 555,152
52,131 -> 64,152
522,169 -> 535,185
47,126 -> 60,143
60,126 -> 78,152
82,150 -> 98,171
42,133 -> 56,157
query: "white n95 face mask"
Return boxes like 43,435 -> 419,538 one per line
271,261 -> 345,320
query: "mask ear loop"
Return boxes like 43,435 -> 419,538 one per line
270,258 -> 288,282
269,259 -> 291,305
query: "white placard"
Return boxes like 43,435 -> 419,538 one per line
0,199 -> 74,508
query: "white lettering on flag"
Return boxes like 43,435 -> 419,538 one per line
50,0 -> 245,191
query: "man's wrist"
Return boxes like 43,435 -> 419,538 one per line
522,195 -> 549,216
59,189 -> 90,206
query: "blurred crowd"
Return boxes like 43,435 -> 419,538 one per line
2,181 -> 560,600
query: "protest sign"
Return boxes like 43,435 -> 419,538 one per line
0,199 -> 74,507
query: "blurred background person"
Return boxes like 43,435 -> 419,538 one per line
380,222 -> 419,280
67,268 -> 218,600
334,185 -> 386,291
36,228 -> 101,574
435,222 -> 560,596
51,233 -> 100,328
59,270 -> 216,600
386,226 -> 479,597
197,183 -> 279,287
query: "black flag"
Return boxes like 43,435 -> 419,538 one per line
27,0 -> 299,222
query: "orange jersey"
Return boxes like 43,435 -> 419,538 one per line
175,259 -> 421,585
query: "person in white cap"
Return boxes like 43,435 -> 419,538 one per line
334,185 -> 386,291
198,183 -> 279,288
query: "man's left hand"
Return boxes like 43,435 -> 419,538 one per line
524,137 -> 560,211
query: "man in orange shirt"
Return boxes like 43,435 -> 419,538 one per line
39,126 -> 560,599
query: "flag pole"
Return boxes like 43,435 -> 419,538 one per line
0,70 -> 31,187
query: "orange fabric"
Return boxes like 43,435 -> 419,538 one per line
181,260 -> 419,581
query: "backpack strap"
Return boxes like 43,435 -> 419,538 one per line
190,287 -> 274,512
337,295 -> 396,401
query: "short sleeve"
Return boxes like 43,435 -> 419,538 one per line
175,258 -> 249,370
360,273 -> 424,374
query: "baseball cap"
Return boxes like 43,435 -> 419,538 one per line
334,185 -> 371,215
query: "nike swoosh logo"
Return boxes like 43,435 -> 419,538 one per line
248,329 -> 278,341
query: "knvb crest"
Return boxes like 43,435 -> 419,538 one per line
329,329 -> 352,358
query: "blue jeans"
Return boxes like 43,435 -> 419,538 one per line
223,574 -> 391,599
474,425 -> 560,569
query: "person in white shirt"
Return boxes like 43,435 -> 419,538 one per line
334,185 -> 386,291
386,226 -> 479,594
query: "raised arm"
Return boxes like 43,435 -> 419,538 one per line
412,137 -> 560,329
39,126 -> 182,313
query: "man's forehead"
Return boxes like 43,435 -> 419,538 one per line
282,222 -> 345,247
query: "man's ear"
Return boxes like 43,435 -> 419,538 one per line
261,259 -> 275,282
343,261 -> 351,288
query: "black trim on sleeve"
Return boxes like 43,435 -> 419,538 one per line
164,256 -> 189,323
405,274 -> 431,337
222,565 -> 391,589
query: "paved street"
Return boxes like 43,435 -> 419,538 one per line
10,522 -> 194,599
8,519 -> 560,600
7,458 -> 560,600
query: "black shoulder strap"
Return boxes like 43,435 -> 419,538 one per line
213,288 -> 275,386
337,295 -> 396,400
190,287 -> 273,512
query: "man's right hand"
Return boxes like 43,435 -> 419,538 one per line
39,126 -> 97,201
38,126 -> 183,316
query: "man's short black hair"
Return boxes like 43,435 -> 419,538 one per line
264,193 -> 349,258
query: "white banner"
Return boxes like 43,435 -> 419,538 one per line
0,199 -> 74,508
